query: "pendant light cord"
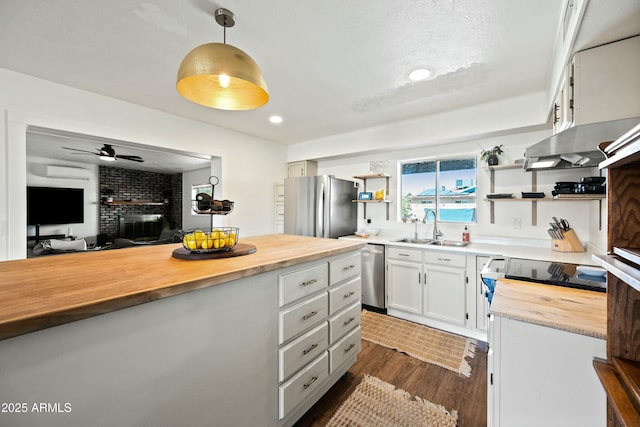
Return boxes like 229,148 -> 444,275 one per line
223,17 -> 227,44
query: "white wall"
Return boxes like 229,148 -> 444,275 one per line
287,92 -> 549,162
314,129 -> 607,249
0,68 -> 287,261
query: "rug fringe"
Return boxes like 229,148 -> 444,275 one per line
458,339 -> 477,378
364,375 -> 459,420
413,395 -> 459,419
328,375 -> 458,427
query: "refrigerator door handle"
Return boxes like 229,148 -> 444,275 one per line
316,178 -> 325,237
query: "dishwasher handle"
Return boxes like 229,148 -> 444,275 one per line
362,245 -> 384,256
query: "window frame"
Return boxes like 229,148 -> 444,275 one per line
397,154 -> 477,224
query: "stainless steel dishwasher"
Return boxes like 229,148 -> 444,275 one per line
361,243 -> 385,308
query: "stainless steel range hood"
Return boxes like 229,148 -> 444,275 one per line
524,117 -> 640,171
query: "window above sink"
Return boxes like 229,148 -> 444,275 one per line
399,156 -> 477,224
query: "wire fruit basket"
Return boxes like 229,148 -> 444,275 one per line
181,227 -> 239,253
183,176 -> 239,252
192,176 -> 234,215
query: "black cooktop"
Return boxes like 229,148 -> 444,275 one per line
504,257 -> 606,292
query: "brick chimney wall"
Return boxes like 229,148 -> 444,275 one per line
99,166 -> 182,242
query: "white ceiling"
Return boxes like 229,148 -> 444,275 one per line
2,0 -> 640,163
26,127 -> 212,174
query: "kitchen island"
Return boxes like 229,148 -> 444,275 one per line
488,279 -> 606,426
0,234 -> 364,427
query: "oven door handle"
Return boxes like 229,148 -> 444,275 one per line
481,256 -> 508,279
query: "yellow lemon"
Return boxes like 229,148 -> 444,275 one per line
201,238 -> 214,249
194,230 -> 206,246
211,230 -> 221,239
228,235 -> 236,246
183,235 -> 197,250
213,238 -> 221,249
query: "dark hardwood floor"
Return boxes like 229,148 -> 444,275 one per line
295,337 -> 488,426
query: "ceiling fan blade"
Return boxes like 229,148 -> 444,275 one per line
62,146 -> 100,155
116,155 -> 145,163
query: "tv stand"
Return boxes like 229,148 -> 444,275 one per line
27,224 -> 66,243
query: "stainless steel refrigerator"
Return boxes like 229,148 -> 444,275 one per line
284,175 -> 358,238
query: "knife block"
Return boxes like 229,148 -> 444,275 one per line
551,229 -> 585,252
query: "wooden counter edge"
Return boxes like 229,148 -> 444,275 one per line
0,237 -> 365,341
490,278 -> 607,340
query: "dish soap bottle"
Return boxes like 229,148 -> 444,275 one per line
462,226 -> 470,242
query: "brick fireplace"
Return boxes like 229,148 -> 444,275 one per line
99,166 -> 182,242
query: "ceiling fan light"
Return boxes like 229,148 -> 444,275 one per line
100,155 -> 116,162
176,43 -> 269,110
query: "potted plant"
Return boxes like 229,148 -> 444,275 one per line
103,188 -> 115,203
480,145 -> 504,166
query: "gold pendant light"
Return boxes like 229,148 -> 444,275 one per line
176,8 -> 269,111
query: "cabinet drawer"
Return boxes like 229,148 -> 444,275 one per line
423,251 -> 466,268
279,322 -> 328,382
328,301 -> 361,344
279,352 -> 329,420
387,247 -> 422,262
279,263 -> 328,307
329,252 -> 361,285
279,292 -> 328,345
328,277 -> 360,315
329,327 -> 361,373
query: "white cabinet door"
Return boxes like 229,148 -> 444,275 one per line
573,35 -> 640,125
423,264 -> 466,325
491,316 -> 606,427
287,160 -> 318,177
387,259 -> 422,314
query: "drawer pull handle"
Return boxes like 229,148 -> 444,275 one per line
344,291 -> 355,299
303,376 -> 318,389
438,258 -> 451,262
344,343 -> 356,353
343,264 -> 355,271
301,279 -> 318,287
343,317 -> 355,326
398,253 -> 410,257
303,343 -> 319,355
302,311 -> 318,320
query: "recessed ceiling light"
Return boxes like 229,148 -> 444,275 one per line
408,68 -> 432,81
269,115 -> 283,124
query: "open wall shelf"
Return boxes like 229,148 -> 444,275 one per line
102,200 -> 168,206
485,163 -> 605,226
352,174 -> 391,220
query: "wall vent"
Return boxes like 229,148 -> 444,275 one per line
46,165 -> 91,180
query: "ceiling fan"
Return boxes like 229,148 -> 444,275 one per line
63,144 -> 144,163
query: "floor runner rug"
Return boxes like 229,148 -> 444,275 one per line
361,309 -> 477,377
326,374 -> 458,427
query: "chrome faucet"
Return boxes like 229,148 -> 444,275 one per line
423,209 -> 443,241
402,213 -> 420,239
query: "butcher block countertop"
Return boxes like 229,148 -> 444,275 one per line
490,279 -> 607,339
0,234 -> 364,341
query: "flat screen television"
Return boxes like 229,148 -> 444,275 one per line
27,186 -> 84,225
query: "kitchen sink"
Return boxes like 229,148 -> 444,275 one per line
428,240 -> 471,247
393,238 -> 433,244
393,238 -> 471,247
